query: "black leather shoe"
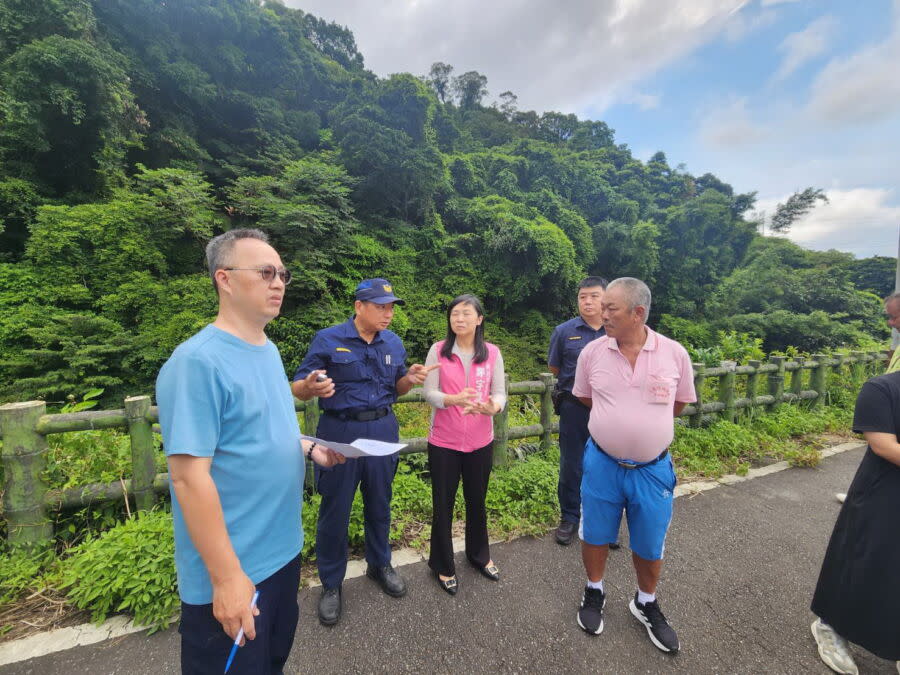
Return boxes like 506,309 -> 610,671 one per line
366,564 -> 407,597
475,562 -> 500,581
555,520 -> 577,546
318,586 -> 341,626
433,570 -> 458,596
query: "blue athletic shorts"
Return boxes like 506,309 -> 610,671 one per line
578,438 -> 676,561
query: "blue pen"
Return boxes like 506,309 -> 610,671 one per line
223,590 -> 260,674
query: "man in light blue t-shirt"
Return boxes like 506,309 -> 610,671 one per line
157,229 -> 343,675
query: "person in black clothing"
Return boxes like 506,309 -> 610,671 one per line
809,371 -> 900,674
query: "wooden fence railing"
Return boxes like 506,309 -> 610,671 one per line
0,350 -> 887,548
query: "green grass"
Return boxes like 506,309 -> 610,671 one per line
671,402 -> 853,477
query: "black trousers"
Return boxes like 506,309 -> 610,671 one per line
179,554 -> 301,675
428,441 -> 493,576
557,395 -> 590,524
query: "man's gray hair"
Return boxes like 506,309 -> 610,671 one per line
885,291 -> 900,305
205,228 -> 269,290
607,277 -> 652,320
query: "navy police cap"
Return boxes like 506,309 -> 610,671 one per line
355,278 -> 405,305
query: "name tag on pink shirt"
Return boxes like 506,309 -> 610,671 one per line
644,375 -> 673,404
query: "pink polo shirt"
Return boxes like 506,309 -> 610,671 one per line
572,327 -> 696,462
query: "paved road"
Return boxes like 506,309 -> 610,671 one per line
5,446 -> 897,674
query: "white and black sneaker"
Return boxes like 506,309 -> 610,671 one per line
629,592 -> 679,653
811,618 -> 858,674
577,586 -> 605,635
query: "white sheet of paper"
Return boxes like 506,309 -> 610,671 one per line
350,438 -> 407,456
301,435 -> 406,459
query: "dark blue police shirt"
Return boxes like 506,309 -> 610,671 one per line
547,317 -> 606,393
293,317 -> 409,413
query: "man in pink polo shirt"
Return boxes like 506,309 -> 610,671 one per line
571,277 -> 696,653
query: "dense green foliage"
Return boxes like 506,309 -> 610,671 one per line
0,546 -> 55,607
58,510 -> 178,629
0,0 -> 891,406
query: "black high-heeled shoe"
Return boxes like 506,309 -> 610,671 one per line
433,570 -> 458,595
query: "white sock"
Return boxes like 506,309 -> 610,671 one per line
586,579 -> 604,592
637,589 -> 656,605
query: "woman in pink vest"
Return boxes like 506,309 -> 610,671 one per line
423,294 -> 507,595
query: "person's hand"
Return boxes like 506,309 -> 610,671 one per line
304,370 -> 334,398
311,443 -> 346,467
463,399 -> 501,416
405,363 -> 440,386
211,572 -> 259,644
445,387 -> 477,407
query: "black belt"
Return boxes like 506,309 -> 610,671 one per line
323,407 -> 390,422
592,440 -> 668,469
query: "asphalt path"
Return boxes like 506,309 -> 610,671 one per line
4,445 -> 896,674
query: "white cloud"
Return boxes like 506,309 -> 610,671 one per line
761,0 -> 803,6
772,14 -> 837,82
698,97 -> 768,148
755,188 -> 899,257
621,91 -> 661,111
724,7 -> 777,42
805,7 -> 900,124
287,0 -> 746,114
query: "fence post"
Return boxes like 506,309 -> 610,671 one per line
850,351 -> 865,384
538,372 -> 554,453
811,354 -> 828,407
492,374 -> 510,467
767,356 -> 785,413
790,357 -> 805,400
0,401 -> 53,548
690,363 -> 705,428
746,360 -> 761,410
302,397 -> 319,437
830,353 -> 845,382
868,350 -> 881,377
302,398 -> 319,490
125,396 -> 156,512
718,361 -> 736,423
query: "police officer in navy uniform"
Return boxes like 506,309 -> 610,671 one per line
292,279 -> 436,626
548,276 -> 618,548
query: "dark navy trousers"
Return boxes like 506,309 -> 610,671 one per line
315,411 -> 400,589
179,554 -> 300,675
558,395 -> 591,524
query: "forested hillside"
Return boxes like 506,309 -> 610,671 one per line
0,0 -> 890,405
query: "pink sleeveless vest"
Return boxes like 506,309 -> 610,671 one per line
428,340 -> 500,453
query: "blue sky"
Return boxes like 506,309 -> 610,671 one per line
600,0 -> 899,258
289,0 -> 899,259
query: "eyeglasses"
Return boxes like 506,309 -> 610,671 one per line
223,265 -> 292,286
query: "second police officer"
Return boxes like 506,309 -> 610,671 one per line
547,276 -> 620,548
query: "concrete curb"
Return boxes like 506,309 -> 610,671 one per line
0,440 -> 866,667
